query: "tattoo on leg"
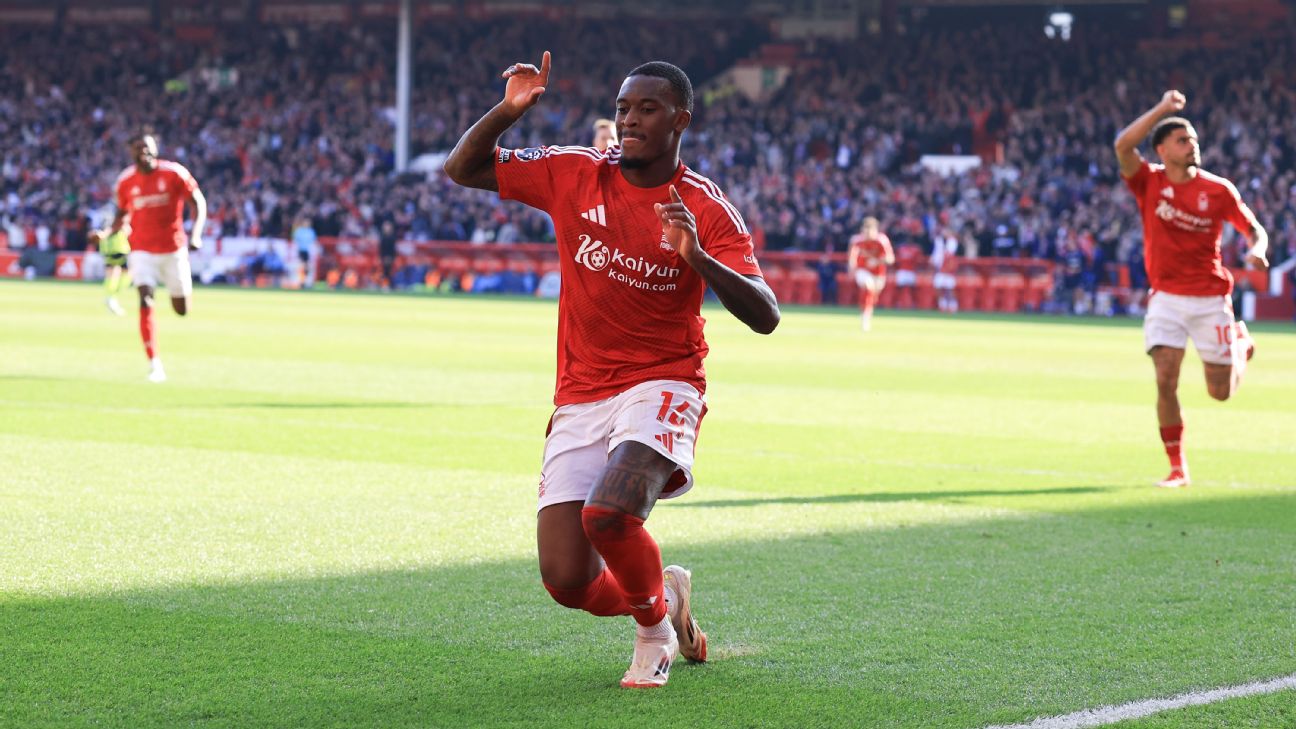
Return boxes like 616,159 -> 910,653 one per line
588,466 -> 660,518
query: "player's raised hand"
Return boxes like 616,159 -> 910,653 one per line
500,51 -> 550,117
1245,246 -> 1269,270
655,185 -> 701,264
1161,90 -> 1186,112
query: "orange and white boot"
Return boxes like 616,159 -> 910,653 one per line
664,565 -> 708,663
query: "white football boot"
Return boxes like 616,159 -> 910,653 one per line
620,617 -> 677,689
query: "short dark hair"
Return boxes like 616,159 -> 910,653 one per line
127,128 -> 156,145
1151,117 -> 1192,148
628,61 -> 693,113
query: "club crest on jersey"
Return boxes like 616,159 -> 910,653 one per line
157,179 -> 164,192
1161,186 -> 1174,199
1197,192 -> 1209,212
516,147 -> 544,162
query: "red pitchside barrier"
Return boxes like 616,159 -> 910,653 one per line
317,237 -> 1063,312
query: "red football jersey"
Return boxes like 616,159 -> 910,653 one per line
895,243 -> 921,271
115,160 -> 200,253
495,144 -> 763,406
849,233 -> 892,276
1124,160 -> 1257,296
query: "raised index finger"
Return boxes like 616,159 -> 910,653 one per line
538,51 -> 551,85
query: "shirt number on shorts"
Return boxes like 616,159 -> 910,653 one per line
1214,324 -> 1234,345
656,391 -> 691,426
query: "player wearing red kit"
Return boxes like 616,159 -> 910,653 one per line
1115,91 -> 1269,488
444,53 -> 779,688
92,132 -> 206,382
846,217 -> 894,331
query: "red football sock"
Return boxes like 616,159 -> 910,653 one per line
1160,424 -> 1184,470
139,307 -> 157,360
860,288 -> 876,316
580,506 -> 667,627
543,569 -> 632,617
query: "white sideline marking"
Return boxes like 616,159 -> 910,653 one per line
984,673 -> 1296,729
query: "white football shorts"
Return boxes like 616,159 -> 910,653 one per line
933,272 -> 957,290
854,269 -> 882,291
537,379 -> 707,511
1144,291 -> 1236,365
894,269 -> 918,287
129,250 -> 193,298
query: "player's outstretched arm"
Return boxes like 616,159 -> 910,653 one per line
444,51 -> 551,192
1245,223 -> 1270,270
1114,90 -> 1184,178
90,209 -> 128,245
188,187 -> 207,251
656,186 -> 780,335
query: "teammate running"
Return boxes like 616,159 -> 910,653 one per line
94,132 -> 206,382
1114,90 -> 1268,488
444,52 -> 779,688
90,225 -> 131,316
846,217 -> 894,330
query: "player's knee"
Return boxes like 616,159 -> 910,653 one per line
580,504 -> 633,543
1207,382 -> 1231,401
1154,366 -> 1179,390
543,578 -> 594,609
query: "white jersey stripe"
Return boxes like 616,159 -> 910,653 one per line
548,148 -> 601,159
682,171 -> 748,234
539,148 -> 602,164
680,174 -> 749,235
544,145 -> 602,163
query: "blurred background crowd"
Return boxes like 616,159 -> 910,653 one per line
3,4 -> 1294,309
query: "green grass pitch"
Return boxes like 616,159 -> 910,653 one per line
2,280 -> 1293,728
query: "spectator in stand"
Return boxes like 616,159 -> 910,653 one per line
592,118 -> 618,152
931,228 -> 960,313
892,240 -> 922,309
379,220 -> 398,290
5,15 -> 1296,307
292,214 -> 318,288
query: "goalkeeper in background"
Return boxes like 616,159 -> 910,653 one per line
90,223 -> 131,316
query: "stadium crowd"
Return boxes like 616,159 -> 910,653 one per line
2,14 -> 1293,308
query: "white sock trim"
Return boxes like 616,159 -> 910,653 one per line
636,615 -> 672,640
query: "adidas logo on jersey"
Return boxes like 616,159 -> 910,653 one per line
579,204 -> 607,227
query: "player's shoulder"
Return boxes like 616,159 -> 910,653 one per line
114,166 -> 136,186
156,159 -> 194,177
516,144 -> 605,166
678,166 -> 749,234
677,166 -> 728,201
1195,168 -> 1239,194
